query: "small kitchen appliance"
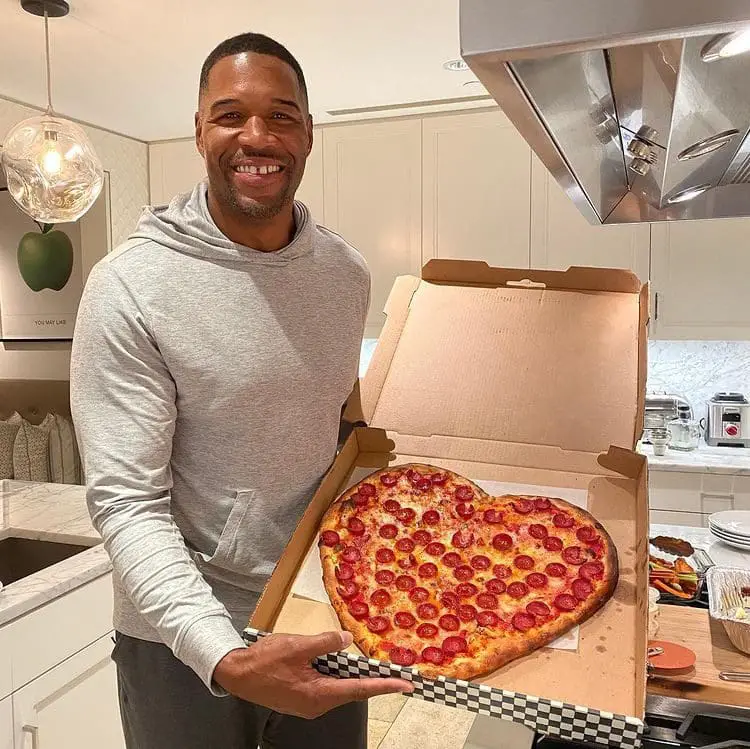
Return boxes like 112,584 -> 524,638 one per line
706,392 -> 750,447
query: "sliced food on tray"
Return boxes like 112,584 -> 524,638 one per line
648,554 -> 699,599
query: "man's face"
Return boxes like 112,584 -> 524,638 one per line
196,52 -> 313,220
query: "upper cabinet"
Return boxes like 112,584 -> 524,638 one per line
650,218 -> 750,340
422,109 -> 531,269
323,119 -> 422,338
530,157 -> 650,281
148,140 -> 205,205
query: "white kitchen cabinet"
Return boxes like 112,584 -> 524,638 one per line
530,156 -> 650,281
650,218 -> 750,339
148,139 -> 206,205
0,697 -> 12,749
323,119 -> 422,338
422,109 -> 531,269
296,131 -> 325,224
13,633 -> 124,749
649,509 -> 706,528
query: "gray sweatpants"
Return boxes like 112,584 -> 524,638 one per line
112,632 -> 367,749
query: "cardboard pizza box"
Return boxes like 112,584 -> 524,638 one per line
246,260 -> 649,749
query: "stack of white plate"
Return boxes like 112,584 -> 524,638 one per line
709,511 -> 750,551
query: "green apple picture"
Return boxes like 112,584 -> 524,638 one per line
16,224 -> 74,292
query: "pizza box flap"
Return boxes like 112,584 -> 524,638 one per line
360,259 -> 648,458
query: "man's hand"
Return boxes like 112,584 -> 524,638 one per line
213,630 -> 414,718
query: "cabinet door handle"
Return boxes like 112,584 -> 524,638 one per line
22,723 -> 40,749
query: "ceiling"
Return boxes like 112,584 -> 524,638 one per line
0,0 -> 489,142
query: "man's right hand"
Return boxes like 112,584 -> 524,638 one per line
213,630 -> 414,719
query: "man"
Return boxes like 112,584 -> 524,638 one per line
70,32 -> 412,749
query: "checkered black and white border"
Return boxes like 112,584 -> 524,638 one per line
242,628 -> 643,749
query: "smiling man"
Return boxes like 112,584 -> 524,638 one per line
70,33 -> 411,749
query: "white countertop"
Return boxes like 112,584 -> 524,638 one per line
0,480 -> 110,627
650,522 -> 750,569
638,442 -> 750,475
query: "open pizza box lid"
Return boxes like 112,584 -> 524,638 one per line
247,260 -> 649,748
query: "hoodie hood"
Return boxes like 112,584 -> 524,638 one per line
129,180 -> 314,266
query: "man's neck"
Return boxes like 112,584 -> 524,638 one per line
206,189 -> 296,253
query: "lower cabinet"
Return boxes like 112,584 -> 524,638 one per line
1,697 -> 12,749
13,633 -> 124,749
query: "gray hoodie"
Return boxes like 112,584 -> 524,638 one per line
70,181 -> 370,693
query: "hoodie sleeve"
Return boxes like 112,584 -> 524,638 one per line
70,260 -> 246,694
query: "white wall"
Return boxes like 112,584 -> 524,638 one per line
0,96 -> 150,380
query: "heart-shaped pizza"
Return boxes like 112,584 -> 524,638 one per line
319,463 -> 619,680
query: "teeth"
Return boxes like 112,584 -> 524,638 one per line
235,165 -> 282,175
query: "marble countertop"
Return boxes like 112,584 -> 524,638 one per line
0,479 -> 110,627
638,442 -> 750,475
650,523 -> 750,570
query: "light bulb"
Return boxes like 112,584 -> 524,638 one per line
1,114 -> 103,223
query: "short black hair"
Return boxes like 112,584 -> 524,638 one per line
199,32 -> 308,106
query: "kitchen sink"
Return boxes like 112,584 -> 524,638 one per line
0,536 -> 94,587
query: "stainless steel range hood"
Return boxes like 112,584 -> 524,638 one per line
459,0 -> 750,224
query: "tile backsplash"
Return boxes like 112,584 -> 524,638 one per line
360,338 -> 750,424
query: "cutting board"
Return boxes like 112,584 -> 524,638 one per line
647,604 -> 750,705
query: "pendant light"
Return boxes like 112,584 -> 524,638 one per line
0,0 -> 103,223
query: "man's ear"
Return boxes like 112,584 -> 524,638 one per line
195,112 -> 205,158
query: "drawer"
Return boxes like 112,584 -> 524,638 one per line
649,509 -> 706,528
649,472 -> 703,512
8,573 -> 113,690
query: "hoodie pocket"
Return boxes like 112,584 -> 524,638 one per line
200,489 -> 254,566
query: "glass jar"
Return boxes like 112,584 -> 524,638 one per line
667,417 -> 702,451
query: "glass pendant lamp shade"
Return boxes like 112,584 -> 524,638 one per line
2,114 -> 103,222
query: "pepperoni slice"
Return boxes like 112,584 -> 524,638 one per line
417,603 -> 439,620
580,561 -> 605,580
441,592 -> 459,610
397,507 -> 416,525
527,601 -> 551,618
380,473 -> 398,487
419,563 -> 438,579
375,569 -> 396,585
486,578 -> 507,595
455,485 -> 475,502
431,472 -> 448,485
422,510 -> 440,526
476,592 -> 498,609
336,563 -> 355,581
528,524 -> 548,540
458,604 -> 477,622
417,624 -> 439,640
562,546 -> 586,565
398,554 -> 417,570
456,582 -> 479,598
452,530 -> 474,549
396,575 -> 416,591
412,530 -> 432,546
493,564 -> 512,579
321,530 -> 340,547
477,610 -> 499,628
507,582 -> 529,599
576,526 -> 599,544
553,513 -> 574,529
395,611 -> 416,629
512,612 -> 536,632
426,542 -> 447,557
454,565 -> 475,582
354,482 -> 375,496
492,533 -> 513,551
409,586 -> 430,603
371,589 -> 392,607
442,636 -> 468,655
347,517 -> 365,535
439,614 -> 460,631
337,581 -> 359,599
554,594 -> 578,612
572,578 -> 594,601
546,562 -> 567,578
349,601 -> 369,620
376,548 -> 396,564
406,469 -> 422,485
514,555 -> 535,570
352,493 -> 369,508
534,497 -> 552,511
341,546 -> 361,563
384,499 -> 400,514
544,536 -> 564,552
389,646 -> 417,666
526,573 -> 548,589
513,498 -> 534,514
396,538 -> 416,553
417,478 -> 433,492
470,555 -> 491,571
379,524 -> 398,539
483,509 -> 504,524
443,552 -> 462,568
422,646 -> 444,664
456,502 -> 476,520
